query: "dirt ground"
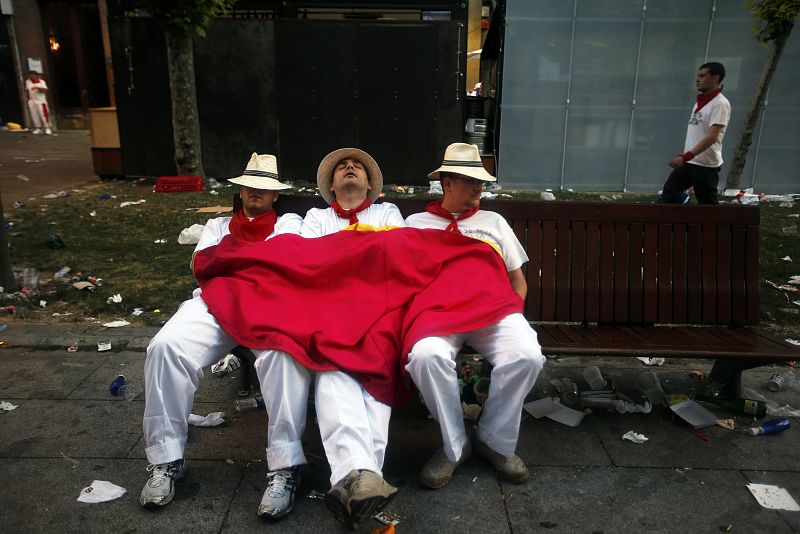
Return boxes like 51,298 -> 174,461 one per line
0,129 -> 98,209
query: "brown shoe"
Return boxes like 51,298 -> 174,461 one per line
420,442 -> 472,489
473,437 -> 529,484
348,470 -> 398,525
325,470 -> 358,529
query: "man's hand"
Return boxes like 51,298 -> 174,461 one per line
668,155 -> 685,169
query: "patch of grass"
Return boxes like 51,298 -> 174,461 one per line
2,181 -> 799,340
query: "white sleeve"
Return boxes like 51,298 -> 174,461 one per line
194,218 -> 225,254
301,209 -> 324,238
275,213 -> 303,236
497,217 -> 528,271
382,203 -> 406,227
709,100 -> 731,127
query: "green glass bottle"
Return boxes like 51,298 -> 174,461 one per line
696,395 -> 767,418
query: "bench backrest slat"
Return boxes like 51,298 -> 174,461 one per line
238,196 -> 760,326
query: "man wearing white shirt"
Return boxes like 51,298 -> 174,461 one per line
25,70 -> 52,135
302,148 -> 403,528
140,154 -> 309,521
405,143 -> 545,489
662,62 -> 731,205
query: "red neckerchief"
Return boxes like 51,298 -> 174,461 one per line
332,198 -> 372,224
228,209 -> 277,242
425,200 -> 479,235
695,86 -> 723,113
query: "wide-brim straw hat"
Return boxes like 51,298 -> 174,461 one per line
428,143 -> 496,182
228,153 -> 292,190
316,148 -> 383,205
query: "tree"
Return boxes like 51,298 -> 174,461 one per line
0,190 -> 18,293
121,0 -> 237,178
725,0 -> 800,190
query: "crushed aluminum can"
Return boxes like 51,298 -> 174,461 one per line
374,510 -> 400,525
767,373 -> 784,392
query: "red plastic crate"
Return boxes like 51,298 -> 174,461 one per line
155,175 -> 204,193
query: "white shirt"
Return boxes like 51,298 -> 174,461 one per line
191,212 -> 302,297
301,202 -> 405,237
405,210 -> 528,272
684,92 -> 731,168
25,79 -> 48,103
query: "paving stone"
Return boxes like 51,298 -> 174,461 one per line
0,349 -> 107,399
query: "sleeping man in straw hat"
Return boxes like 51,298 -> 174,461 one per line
140,153 -> 312,520
404,143 -> 546,489
301,148 -> 404,528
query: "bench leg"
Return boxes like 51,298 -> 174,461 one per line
708,359 -> 782,397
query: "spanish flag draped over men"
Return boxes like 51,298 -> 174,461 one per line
193,224 -> 522,407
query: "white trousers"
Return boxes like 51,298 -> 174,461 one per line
405,313 -> 545,461
143,296 -> 308,470
315,371 -> 391,485
27,99 -> 50,129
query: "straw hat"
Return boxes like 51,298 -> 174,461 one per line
428,143 -> 496,182
228,153 -> 292,190
316,148 -> 383,205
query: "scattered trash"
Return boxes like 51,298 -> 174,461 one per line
523,397 -> 586,427
118,383 -> 140,400
235,394 -> 265,412
46,233 -> 65,249
131,308 -> 143,316
196,205 -> 232,214
689,370 -> 705,380
480,192 -> 498,199
12,201 -> 23,208
767,280 -> 800,294
102,320 -> 130,328
0,401 -> 19,413
67,342 -> 78,352
621,430 -> 648,444
211,353 -> 241,376
54,266 -> 71,279
225,459 -> 234,464
716,419 -> 735,430
61,452 -> 79,469
782,256 -> 792,262
746,484 -> 800,511
540,191 -> 556,201
636,371 -> 666,405
99,193 -> 115,200
97,340 -> 112,352
670,399 -> 718,429
307,490 -> 326,501
178,224 -> 206,245
119,199 -> 146,208
782,225 -> 797,235
374,510 -> 401,526
428,180 -> 443,195
89,211 -> 97,217
77,480 -> 127,503
767,373 -> 784,392
39,300 -> 46,308
17,174 -> 29,181
550,378 -> 579,406
636,356 -> 665,366
742,387 -> 800,417
580,392 -> 652,414
13,267 -> 39,288
106,294 -> 122,304
109,375 -> 126,396
210,190 -> 219,196
153,239 -> 166,244
188,412 -> 226,427
746,418 -> 790,436
461,402 -> 482,421
73,281 -> 96,292
53,312 -> 73,317
582,365 -> 607,390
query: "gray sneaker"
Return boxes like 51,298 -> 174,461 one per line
139,459 -> 186,508
420,442 -> 472,489
473,437 -> 529,484
257,467 -> 300,520
348,470 -> 398,525
325,470 -> 359,529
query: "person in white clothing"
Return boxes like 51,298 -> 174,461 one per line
662,62 -> 731,205
302,148 -> 403,528
25,71 -> 52,135
405,143 -> 545,488
140,154 -> 308,522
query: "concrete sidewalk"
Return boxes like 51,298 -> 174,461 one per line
1,323 -> 799,533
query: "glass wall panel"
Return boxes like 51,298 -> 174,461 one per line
498,107 -> 565,189
753,109 -> 800,193
563,107 -> 632,190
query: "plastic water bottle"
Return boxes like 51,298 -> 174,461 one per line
746,418 -> 790,436
582,366 -> 607,391
235,395 -> 265,412
784,372 -> 800,393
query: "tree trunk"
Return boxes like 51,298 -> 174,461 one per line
164,30 -> 206,178
724,32 -> 791,190
0,190 -> 18,292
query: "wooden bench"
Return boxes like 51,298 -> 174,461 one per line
232,194 -> 800,396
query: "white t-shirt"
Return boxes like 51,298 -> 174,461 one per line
301,202 -> 405,237
25,79 -> 48,103
684,92 -> 731,168
191,212 -> 302,297
405,210 -> 528,272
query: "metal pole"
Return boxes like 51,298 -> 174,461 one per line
704,0 -> 717,61
623,0 -> 647,192
750,92 -> 768,189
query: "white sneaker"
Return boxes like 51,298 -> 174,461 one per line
257,467 -> 300,520
139,459 -> 186,508
211,353 -> 241,376
32,128 -> 42,135
44,128 -> 52,135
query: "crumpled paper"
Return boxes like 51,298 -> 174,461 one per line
188,411 -> 226,427
637,356 -> 665,366
77,480 -> 127,503
102,320 -> 130,328
622,430 -> 648,444
0,401 -> 19,413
